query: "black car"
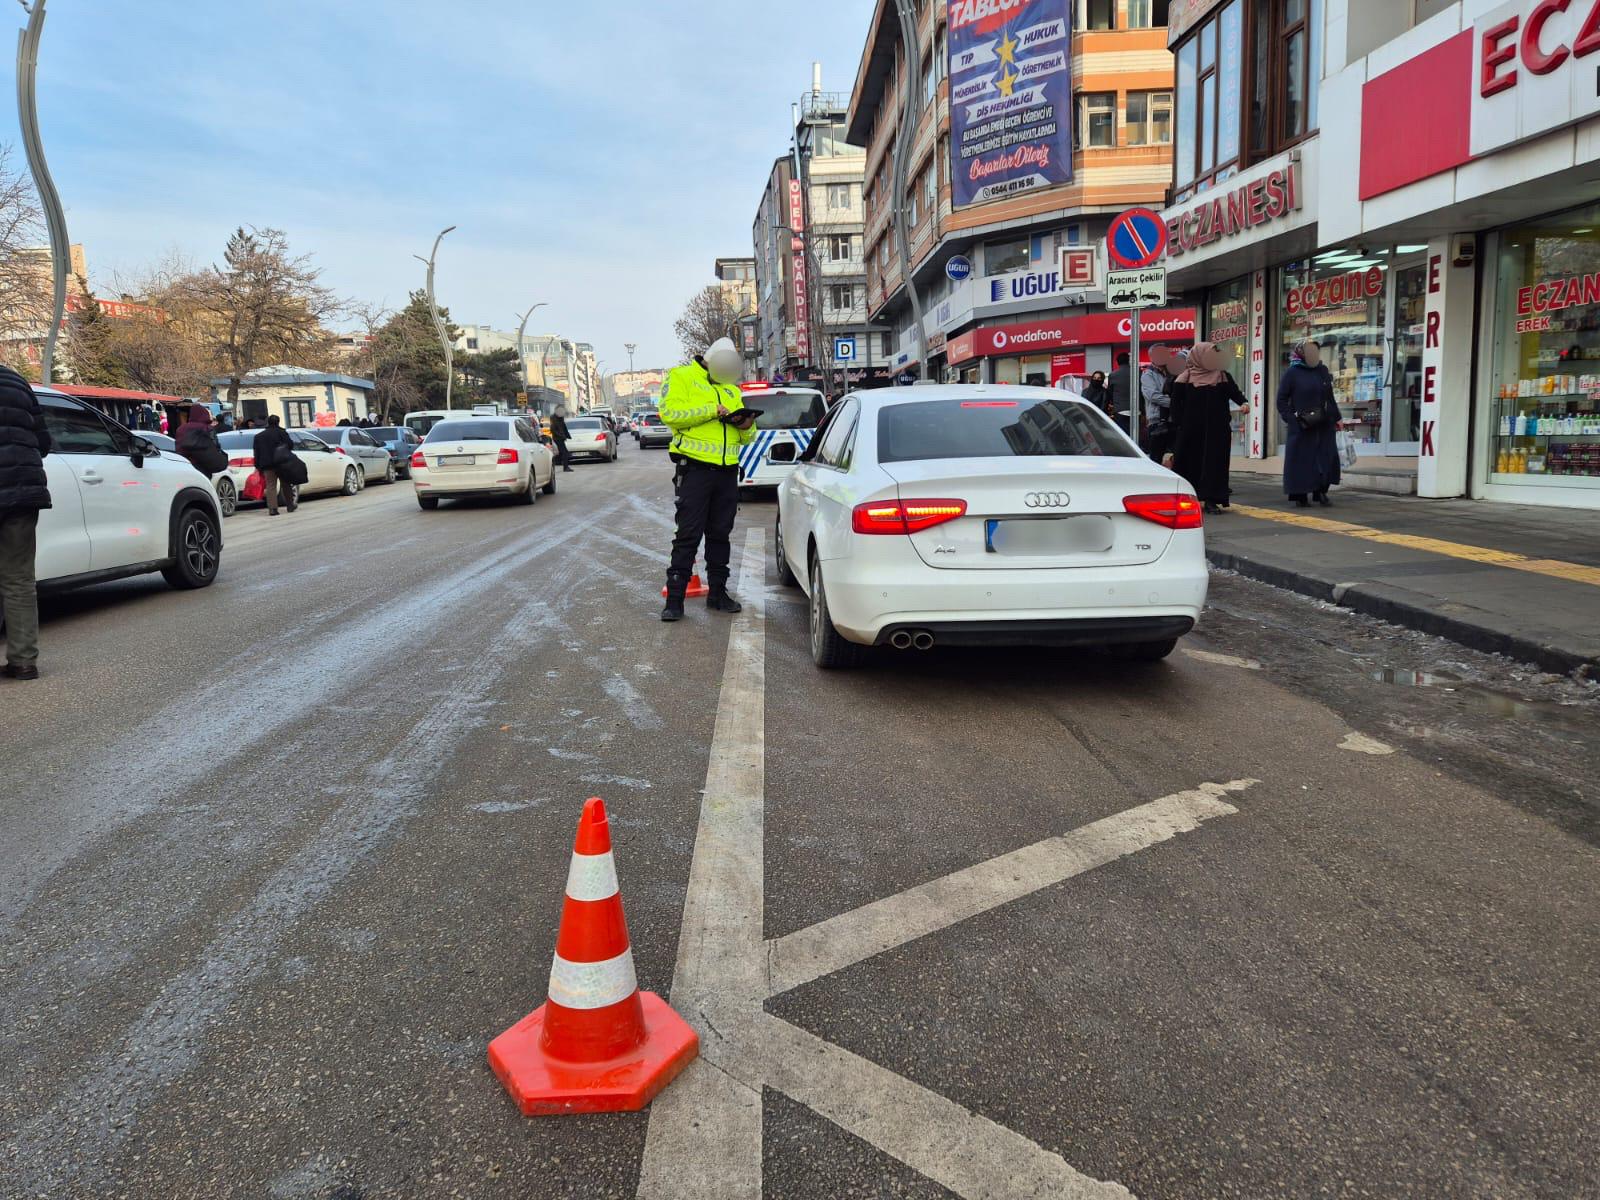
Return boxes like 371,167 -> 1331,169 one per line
366,426 -> 423,479
1112,290 -> 1139,305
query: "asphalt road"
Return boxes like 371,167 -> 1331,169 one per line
2,448 -> 1598,1199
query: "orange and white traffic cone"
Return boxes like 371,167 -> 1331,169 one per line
661,566 -> 710,599
488,797 -> 698,1115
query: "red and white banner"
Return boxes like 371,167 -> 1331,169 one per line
788,180 -> 809,358
947,309 -> 1197,364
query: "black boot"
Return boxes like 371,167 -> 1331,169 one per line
706,583 -> 742,614
661,572 -> 689,622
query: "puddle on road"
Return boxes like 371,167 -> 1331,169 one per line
1373,668 -> 1567,720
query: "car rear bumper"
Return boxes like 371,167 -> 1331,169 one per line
414,478 -> 524,497
818,534 -> 1208,645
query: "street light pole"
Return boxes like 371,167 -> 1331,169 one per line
624,343 -> 637,378
890,0 -> 928,380
515,302 -> 546,409
414,225 -> 456,408
16,0 -> 68,386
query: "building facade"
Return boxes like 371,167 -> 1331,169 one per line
208,365 -> 375,428
1161,0 -> 1600,509
714,257 -> 761,377
849,0 -> 1180,388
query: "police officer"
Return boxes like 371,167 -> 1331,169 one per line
659,337 -> 757,622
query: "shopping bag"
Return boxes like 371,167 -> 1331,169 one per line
1337,430 -> 1359,469
242,470 -> 265,502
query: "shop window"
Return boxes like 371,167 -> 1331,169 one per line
1128,0 -> 1171,25
1127,91 -> 1173,145
984,237 -> 1031,276
1079,91 -> 1117,149
1279,249 -> 1392,444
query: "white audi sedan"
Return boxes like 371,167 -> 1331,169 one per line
775,385 -> 1208,668
411,415 -> 555,510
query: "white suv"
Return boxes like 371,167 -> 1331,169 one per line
34,389 -> 223,592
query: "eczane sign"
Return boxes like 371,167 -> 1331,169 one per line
1472,0 -> 1600,156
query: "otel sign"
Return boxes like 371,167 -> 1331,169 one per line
1106,207 -> 1169,270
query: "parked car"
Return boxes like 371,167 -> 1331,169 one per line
135,431 -> 239,517
563,415 -> 617,462
411,416 -> 556,510
311,426 -> 395,485
216,428 -> 363,506
636,412 -> 673,449
366,426 -> 423,478
775,384 -> 1208,668
732,385 -> 826,492
31,390 -> 223,594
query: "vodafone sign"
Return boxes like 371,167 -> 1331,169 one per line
948,309 -> 1197,364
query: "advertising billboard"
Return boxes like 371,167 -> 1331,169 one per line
948,0 -> 1073,209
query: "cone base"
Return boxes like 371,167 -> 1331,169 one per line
660,574 -> 711,599
488,991 -> 699,1116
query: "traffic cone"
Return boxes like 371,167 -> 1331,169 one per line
488,797 -> 699,1115
661,566 -> 710,599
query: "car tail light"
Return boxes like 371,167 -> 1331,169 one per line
594,433 -> 607,442
332,445 -> 347,455
497,447 -> 519,464
852,499 -> 967,535
1124,493 -> 1204,529
229,455 -> 253,468
410,450 -> 426,468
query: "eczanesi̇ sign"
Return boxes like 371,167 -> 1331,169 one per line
1284,267 -> 1385,317
1164,164 -> 1301,259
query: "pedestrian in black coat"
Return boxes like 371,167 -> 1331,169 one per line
0,366 -> 51,679
1276,339 -> 1343,507
252,416 -> 296,515
550,408 -> 573,472
1168,341 -> 1248,513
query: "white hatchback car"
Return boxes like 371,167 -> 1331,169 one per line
775,384 -> 1208,668
411,415 -> 555,510
33,390 -> 223,593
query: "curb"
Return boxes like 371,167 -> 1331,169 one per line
1206,548 -> 1598,680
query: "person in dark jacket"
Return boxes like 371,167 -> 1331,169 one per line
1168,341 -> 1249,514
1080,371 -> 1110,416
252,415 -> 296,515
0,366 -> 51,680
174,404 -> 225,476
549,407 -> 573,472
1276,338 -> 1343,507
1107,351 -> 1133,428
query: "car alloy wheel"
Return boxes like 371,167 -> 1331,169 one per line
343,467 -> 359,495
808,556 -> 866,669
215,476 -> 238,518
775,515 -> 798,588
161,507 -> 221,590
383,461 -> 396,484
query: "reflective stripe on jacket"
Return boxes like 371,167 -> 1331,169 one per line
659,360 -> 755,466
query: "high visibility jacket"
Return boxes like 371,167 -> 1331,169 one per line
659,360 -> 755,467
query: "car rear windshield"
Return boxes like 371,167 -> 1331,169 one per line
217,431 -> 255,449
641,415 -> 664,426
743,391 -> 825,429
424,420 -> 508,442
309,430 -> 342,443
368,427 -> 402,440
876,398 -> 1139,463
567,418 -> 604,429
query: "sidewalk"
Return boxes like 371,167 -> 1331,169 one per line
1205,476 -> 1600,678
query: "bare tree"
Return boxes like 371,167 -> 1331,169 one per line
0,144 -> 50,364
673,286 -> 741,360
170,227 -> 344,407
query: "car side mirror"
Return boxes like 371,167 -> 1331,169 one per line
130,436 -> 155,466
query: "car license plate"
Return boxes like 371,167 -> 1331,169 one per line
439,454 -> 475,466
985,516 -> 1114,555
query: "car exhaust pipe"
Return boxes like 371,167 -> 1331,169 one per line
911,631 -> 935,651
889,630 -> 913,650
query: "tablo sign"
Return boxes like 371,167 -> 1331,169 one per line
1106,207 -> 1169,269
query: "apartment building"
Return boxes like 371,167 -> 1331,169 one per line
848,0 -> 1183,387
1161,0 -> 1600,510
714,257 -> 761,377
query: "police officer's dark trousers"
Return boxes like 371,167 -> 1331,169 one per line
667,458 -> 738,595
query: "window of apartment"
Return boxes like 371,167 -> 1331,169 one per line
923,52 -> 936,103
1244,0 -> 1321,167
828,183 -> 853,209
1127,0 -> 1171,25
1413,0 -> 1451,19
828,234 -> 852,261
829,284 -> 856,311
1078,91 -> 1117,149
921,168 -> 937,221
984,237 -> 1031,276
1126,91 -> 1172,145
1081,0 -> 1116,29
1174,0 -> 1245,192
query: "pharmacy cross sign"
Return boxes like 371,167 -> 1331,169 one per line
633,531 -> 1260,1198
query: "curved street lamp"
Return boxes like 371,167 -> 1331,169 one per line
17,1 -> 69,385
414,226 -> 457,408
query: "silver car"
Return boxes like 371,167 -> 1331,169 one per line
563,415 -> 617,462
311,426 -> 396,485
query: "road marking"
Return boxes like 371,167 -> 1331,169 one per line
603,673 -> 664,730
1183,649 -> 1261,670
1339,732 -> 1395,756
1232,504 -> 1600,588
766,781 -> 1257,998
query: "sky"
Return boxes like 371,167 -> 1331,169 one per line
1,0 -> 876,374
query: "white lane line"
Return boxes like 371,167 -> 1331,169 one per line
590,524 -> 667,564
766,781 -> 1258,999
1182,649 -> 1261,670
603,673 -> 664,731
637,530 -> 767,1200
759,1015 -> 1133,1200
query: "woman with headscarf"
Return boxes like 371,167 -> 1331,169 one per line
1080,370 -> 1110,416
173,404 -> 228,477
1167,342 -> 1248,514
1276,338 -> 1342,507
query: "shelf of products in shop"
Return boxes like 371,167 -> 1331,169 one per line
1491,384 -> 1600,478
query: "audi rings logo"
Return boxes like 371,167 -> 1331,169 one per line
1024,492 -> 1071,508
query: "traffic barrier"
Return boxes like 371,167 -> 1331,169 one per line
488,797 -> 698,1115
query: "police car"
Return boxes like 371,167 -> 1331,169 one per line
734,383 -> 827,491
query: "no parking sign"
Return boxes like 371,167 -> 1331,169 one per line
1106,208 -> 1169,270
